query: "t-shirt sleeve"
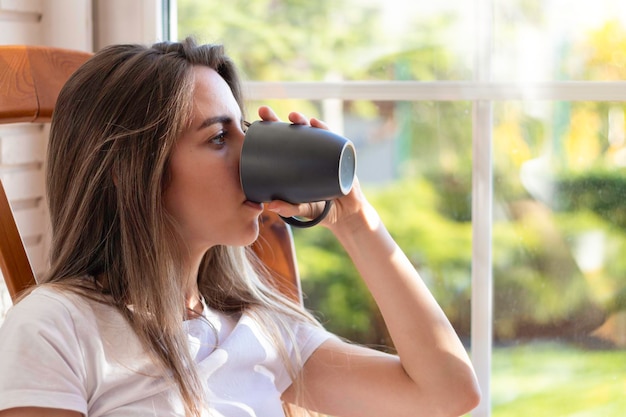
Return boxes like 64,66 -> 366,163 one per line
0,289 -> 88,414
274,318 -> 337,393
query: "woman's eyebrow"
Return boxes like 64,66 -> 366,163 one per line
197,115 -> 232,131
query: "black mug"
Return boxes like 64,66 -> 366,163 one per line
240,121 -> 357,226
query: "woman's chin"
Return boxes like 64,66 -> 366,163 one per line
242,220 -> 261,246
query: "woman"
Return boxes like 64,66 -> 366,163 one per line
0,38 -> 480,417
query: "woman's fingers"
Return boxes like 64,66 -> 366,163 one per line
260,107 -> 330,131
258,105 -> 280,122
309,117 -> 329,130
266,200 -> 326,219
287,111 -> 309,125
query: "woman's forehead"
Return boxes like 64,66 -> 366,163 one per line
189,66 -> 242,124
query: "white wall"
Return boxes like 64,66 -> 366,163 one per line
0,0 -> 162,318
94,0 -> 164,49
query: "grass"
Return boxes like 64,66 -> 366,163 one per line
491,342 -> 626,417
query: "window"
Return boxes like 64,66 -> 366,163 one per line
175,1 -> 626,415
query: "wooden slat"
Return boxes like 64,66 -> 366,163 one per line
0,45 -> 90,123
252,210 -> 302,304
27,46 -> 91,121
0,180 -> 35,301
0,46 -> 37,123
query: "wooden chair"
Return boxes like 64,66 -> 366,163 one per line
0,45 -> 301,305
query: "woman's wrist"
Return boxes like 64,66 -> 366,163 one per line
327,201 -> 382,243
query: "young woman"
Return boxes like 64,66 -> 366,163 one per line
0,38 -> 480,417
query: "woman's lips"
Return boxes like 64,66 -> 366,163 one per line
244,200 -> 264,211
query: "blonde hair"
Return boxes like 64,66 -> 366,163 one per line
44,37 -> 319,416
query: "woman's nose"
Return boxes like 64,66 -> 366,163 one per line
235,126 -> 247,152
235,127 -> 247,173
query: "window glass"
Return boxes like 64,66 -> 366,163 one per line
493,0 -> 626,81
176,0 -> 474,81
178,0 -> 626,83
492,100 -> 626,415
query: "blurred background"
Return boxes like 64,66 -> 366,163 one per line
175,0 -> 626,415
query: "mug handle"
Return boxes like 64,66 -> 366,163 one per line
280,200 -> 333,228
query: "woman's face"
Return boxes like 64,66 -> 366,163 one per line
163,66 -> 263,256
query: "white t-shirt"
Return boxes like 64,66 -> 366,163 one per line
0,286 -> 333,416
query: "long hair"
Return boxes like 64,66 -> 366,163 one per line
44,37 -> 318,417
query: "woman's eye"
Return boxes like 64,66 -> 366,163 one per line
209,132 -> 226,146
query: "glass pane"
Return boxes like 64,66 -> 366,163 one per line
493,0 -> 626,81
176,0 -> 474,81
492,100 -> 626,416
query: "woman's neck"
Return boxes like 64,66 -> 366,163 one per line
182,260 -> 203,313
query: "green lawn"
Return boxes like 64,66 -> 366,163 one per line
491,342 -> 626,416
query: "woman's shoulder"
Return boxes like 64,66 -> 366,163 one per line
14,284 -> 90,312
5,283 -> 102,331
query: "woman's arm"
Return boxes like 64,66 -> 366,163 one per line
264,107 -> 481,417
281,198 -> 480,417
286,199 -> 479,417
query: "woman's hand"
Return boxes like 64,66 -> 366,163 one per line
257,106 -> 367,233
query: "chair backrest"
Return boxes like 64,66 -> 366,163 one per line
0,45 -> 301,304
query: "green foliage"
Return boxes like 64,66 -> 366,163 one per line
555,168 -> 626,230
294,224 -> 383,344
364,13 -> 468,81
177,0 -> 382,81
177,1 -> 626,347
367,179 -> 473,285
553,170 -> 626,314
492,343 -> 626,417
295,174 -> 626,345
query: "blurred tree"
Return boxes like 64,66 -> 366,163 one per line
177,0 -> 381,82
176,1 -> 626,346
